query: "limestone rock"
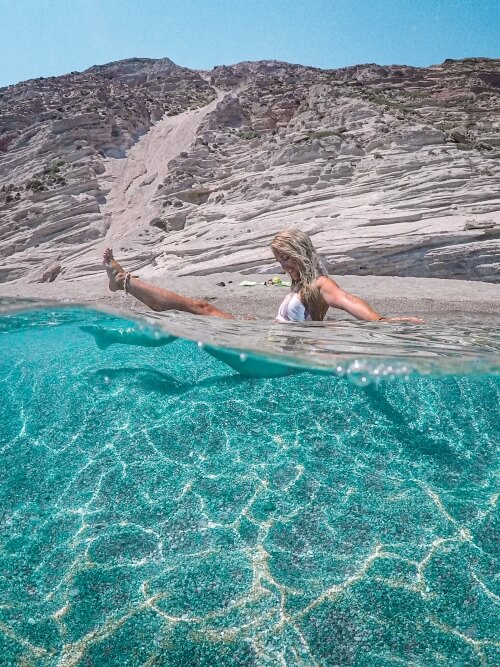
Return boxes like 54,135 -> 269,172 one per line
1,57 -> 499,285
40,262 -> 62,283
27,259 -> 62,283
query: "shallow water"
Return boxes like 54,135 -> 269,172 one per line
0,301 -> 499,666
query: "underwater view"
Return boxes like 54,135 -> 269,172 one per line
0,300 -> 499,666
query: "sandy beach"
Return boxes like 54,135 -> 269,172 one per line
1,272 -> 499,321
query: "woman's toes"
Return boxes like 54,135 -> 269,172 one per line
102,248 -> 127,292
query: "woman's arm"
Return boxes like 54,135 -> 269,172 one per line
316,277 -> 424,323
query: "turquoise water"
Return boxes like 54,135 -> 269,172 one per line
0,304 -> 499,666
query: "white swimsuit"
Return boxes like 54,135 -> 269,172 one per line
275,292 -> 312,323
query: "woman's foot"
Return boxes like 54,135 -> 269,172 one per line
103,248 -> 126,291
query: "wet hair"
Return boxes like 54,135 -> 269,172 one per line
271,228 -> 329,321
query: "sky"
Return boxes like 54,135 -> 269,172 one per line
0,0 -> 498,88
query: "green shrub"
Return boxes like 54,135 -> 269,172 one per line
304,127 -> 348,141
238,130 -> 259,140
43,164 -> 60,176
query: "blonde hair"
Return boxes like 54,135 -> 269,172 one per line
271,228 -> 328,321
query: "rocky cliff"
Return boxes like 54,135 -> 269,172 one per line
0,56 -> 499,284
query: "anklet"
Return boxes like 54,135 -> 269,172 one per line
123,272 -> 131,295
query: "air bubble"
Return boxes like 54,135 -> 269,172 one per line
348,372 -> 372,387
239,353 -> 247,362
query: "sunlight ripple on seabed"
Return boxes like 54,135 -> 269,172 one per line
0,299 -> 499,666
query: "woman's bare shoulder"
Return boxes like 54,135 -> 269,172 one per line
313,275 -> 339,289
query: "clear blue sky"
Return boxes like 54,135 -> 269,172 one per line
1,0 -> 498,88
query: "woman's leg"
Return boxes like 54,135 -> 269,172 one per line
81,324 -> 177,349
103,249 -> 234,319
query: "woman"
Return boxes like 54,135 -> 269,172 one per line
102,229 -> 422,324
